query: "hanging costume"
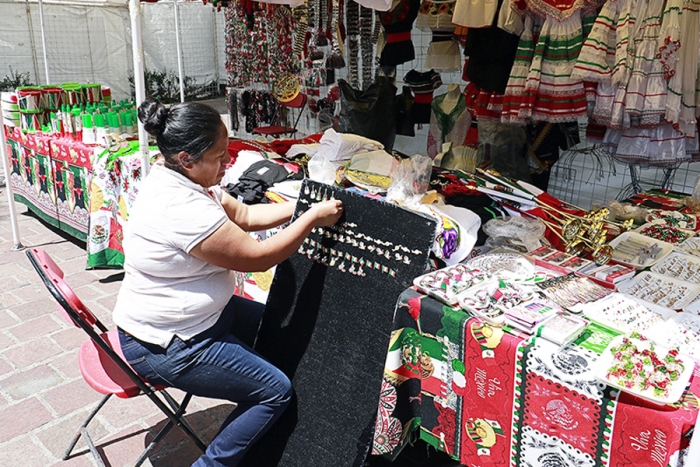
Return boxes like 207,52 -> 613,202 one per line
379,0 -> 421,66
427,91 -> 470,158
404,69 -> 443,124
417,0 -> 462,71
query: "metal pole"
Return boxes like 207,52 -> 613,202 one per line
174,2 -> 185,103
129,0 -> 150,176
38,0 -> 50,83
0,125 -> 25,251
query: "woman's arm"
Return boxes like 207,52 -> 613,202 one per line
190,199 -> 343,272
220,192 -> 295,231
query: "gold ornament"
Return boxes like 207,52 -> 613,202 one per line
272,73 -> 301,103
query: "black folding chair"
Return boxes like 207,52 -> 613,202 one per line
26,248 -> 207,467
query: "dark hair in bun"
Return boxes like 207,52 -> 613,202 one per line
138,99 -> 169,136
137,99 -> 224,171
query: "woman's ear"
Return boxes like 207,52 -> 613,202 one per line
177,151 -> 194,169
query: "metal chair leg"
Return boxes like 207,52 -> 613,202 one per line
134,392 -> 204,467
62,394 -> 111,460
160,391 -> 201,440
134,419 -> 175,467
82,426 -> 107,467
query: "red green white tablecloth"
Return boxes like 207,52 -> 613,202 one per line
373,287 -> 699,466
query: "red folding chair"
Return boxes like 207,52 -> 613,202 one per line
252,92 -> 308,138
26,248 -> 207,467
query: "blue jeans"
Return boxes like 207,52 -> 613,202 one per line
118,295 -> 292,467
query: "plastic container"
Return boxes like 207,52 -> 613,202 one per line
608,231 -> 674,270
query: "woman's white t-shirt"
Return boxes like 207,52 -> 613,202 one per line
113,164 -> 236,347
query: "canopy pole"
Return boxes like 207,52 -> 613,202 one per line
0,125 -> 25,251
129,0 -> 150,176
174,2 -> 185,103
38,0 -> 50,83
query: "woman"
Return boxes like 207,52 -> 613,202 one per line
114,99 -> 343,467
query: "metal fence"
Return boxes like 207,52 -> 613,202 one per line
0,0 -> 226,102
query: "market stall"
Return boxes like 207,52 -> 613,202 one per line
4,0 -> 700,464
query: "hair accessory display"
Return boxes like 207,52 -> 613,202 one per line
359,5 -> 374,89
297,180 -> 433,280
651,252 -> 700,282
677,237 -> 700,257
650,313 -> 700,361
617,271 -> 700,310
645,209 -> 697,230
635,223 -> 695,245
582,293 -> 666,334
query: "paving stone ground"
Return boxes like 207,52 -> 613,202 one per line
0,185 -> 230,467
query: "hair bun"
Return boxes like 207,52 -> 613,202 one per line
138,99 -> 169,136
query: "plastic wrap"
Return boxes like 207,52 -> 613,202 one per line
606,200 -> 647,223
483,216 -> 546,253
386,155 -> 432,206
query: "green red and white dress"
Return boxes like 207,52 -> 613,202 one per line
572,0 -> 700,165
500,0 -> 600,124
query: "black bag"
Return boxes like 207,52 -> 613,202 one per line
226,160 -> 303,204
338,77 -> 397,150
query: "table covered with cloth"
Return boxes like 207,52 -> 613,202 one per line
5,125 -> 152,268
372,287 -> 700,466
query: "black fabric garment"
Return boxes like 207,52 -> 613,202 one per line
394,86 -> 415,136
463,27 -> 520,94
379,0 -> 421,66
226,160 -> 303,204
403,69 -> 442,125
478,119 -> 531,182
239,179 -> 436,467
528,121 -> 580,192
445,193 -> 506,246
338,76 -> 397,150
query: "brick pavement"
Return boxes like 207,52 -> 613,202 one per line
0,187 -> 230,467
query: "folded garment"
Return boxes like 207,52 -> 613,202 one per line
315,128 -> 384,162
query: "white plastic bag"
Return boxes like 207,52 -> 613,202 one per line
386,154 -> 432,206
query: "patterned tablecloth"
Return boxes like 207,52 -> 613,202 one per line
6,126 -> 93,241
86,141 -> 151,268
373,287 -> 700,466
5,125 -> 153,268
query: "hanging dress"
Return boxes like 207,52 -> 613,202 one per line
623,0 -> 667,128
511,10 -> 589,123
665,0 -> 700,136
571,0 -> 622,83
501,15 -> 539,125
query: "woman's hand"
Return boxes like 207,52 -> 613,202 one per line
307,199 -> 344,227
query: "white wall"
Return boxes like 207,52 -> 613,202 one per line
0,0 -> 225,101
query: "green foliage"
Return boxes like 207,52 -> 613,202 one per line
128,68 -> 205,104
0,67 -> 34,91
